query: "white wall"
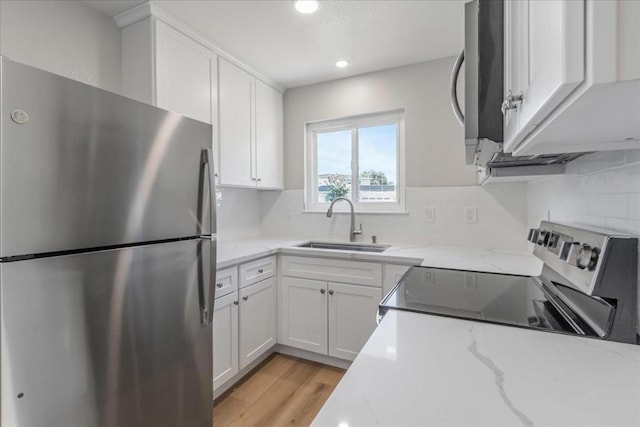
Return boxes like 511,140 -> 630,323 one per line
0,0 -> 121,93
283,56 -> 475,189
527,149 -> 640,330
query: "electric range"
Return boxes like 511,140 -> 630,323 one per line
379,221 -> 638,344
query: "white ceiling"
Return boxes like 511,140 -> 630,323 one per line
85,0 -> 465,89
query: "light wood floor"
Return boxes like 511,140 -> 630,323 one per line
212,354 -> 346,426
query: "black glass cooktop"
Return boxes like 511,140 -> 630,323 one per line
379,266 -> 591,335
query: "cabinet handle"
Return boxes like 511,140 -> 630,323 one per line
257,178 -> 262,182
501,90 -> 524,115
214,173 -> 219,178
320,288 -> 326,294
328,290 -> 334,295
257,268 -> 264,273
216,282 -> 223,288
233,301 -> 239,306
242,296 -> 249,301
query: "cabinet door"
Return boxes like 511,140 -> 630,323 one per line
503,0 -> 585,153
155,21 -> 212,124
213,292 -> 238,391
255,79 -> 283,189
328,283 -> 381,361
210,56 -> 220,184
281,277 -> 328,354
218,58 -> 255,187
239,276 -> 276,369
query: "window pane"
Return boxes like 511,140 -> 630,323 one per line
317,130 -> 352,203
358,124 -> 397,202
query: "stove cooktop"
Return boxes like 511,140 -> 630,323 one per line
379,266 -> 602,337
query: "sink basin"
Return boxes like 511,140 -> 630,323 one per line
296,241 -> 390,253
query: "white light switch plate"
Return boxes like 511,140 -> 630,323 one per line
423,205 -> 435,222
465,207 -> 477,224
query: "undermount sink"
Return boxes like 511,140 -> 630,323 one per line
296,241 -> 390,253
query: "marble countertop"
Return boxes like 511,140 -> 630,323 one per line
312,310 -> 640,427
217,238 -> 543,275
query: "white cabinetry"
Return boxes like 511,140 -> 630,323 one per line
213,291 -> 238,390
213,266 -> 239,391
213,257 -> 276,391
503,0 -> 640,155
218,58 -> 254,187
120,18 -> 220,180
327,282 -> 381,360
218,58 -> 283,189
280,256 -> 382,361
281,277 -> 328,354
255,79 -> 284,189
239,276 -> 277,369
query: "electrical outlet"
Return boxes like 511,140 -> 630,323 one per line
286,206 -> 293,221
423,205 -> 435,222
465,207 -> 477,224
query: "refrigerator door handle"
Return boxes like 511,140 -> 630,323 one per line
197,148 -> 217,326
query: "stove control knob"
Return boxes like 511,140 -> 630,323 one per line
564,242 -> 581,266
527,229 -> 539,243
537,230 -> 550,246
577,244 -> 599,270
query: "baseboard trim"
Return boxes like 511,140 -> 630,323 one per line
275,345 -> 352,370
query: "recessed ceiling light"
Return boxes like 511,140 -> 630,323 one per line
294,0 -> 318,14
336,60 -> 349,68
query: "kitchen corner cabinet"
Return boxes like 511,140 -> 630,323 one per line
280,256 -> 382,361
218,58 -> 283,189
503,0 -> 640,155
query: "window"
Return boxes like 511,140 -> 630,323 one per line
305,110 -> 405,213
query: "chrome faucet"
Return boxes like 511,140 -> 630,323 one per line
326,197 -> 362,242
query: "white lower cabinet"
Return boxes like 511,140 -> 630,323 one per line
239,276 -> 277,369
213,291 -> 238,390
327,282 -> 381,361
281,277 -> 328,354
281,258 -> 382,362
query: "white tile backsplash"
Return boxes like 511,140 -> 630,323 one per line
259,184 -> 530,252
216,187 -> 262,241
527,150 -> 640,235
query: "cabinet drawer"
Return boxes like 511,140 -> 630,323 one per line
281,256 -> 382,287
215,266 -> 238,299
239,256 -> 276,288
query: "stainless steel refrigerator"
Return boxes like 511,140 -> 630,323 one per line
0,57 -> 216,427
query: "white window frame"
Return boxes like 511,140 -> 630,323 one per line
304,110 -> 406,213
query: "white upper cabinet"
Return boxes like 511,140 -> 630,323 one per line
255,79 -> 284,189
218,58 -> 283,189
503,0 -> 640,155
121,19 -> 215,124
117,5 -> 283,189
218,58 -> 255,187
155,21 -> 213,124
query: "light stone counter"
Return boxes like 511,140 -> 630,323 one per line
217,239 -> 543,276
312,310 -> 640,427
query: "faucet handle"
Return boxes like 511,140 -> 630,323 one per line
354,223 -> 363,235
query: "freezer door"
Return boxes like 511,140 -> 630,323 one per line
0,239 -> 213,427
0,58 -> 215,257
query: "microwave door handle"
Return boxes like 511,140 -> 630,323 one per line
450,49 -> 465,127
